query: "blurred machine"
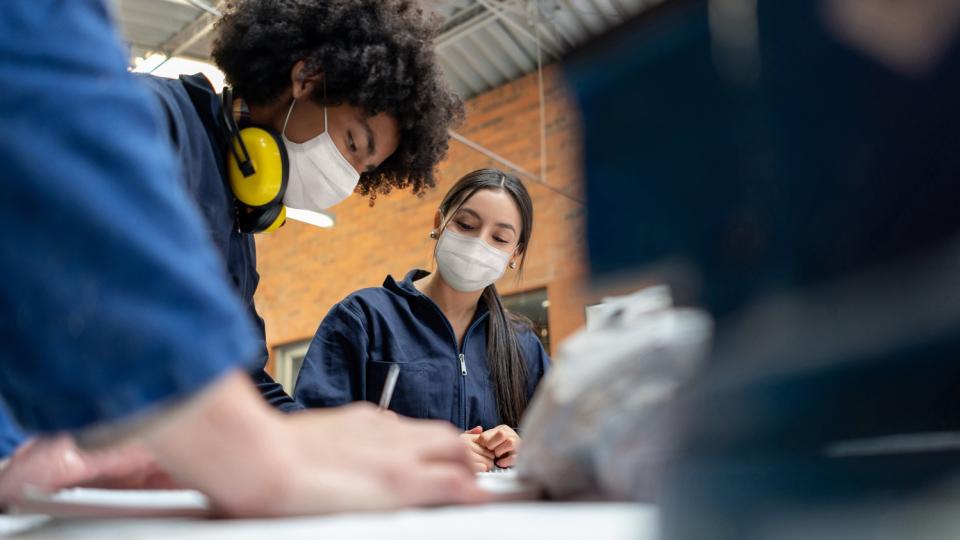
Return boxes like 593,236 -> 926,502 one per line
564,0 -> 960,537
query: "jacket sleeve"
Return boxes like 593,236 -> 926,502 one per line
293,301 -> 369,408
0,405 -> 25,459
520,330 -> 552,401
137,73 -> 300,413
248,302 -> 304,412
0,0 -> 258,432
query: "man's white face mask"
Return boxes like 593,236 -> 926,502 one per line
280,99 -> 360,211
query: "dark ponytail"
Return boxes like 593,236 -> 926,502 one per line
482,285 -> 530,428
436,169 -> 534,428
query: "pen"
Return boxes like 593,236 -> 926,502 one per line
378,364 -> 400,410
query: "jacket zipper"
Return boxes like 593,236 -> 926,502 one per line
419,297 -> 487,430
455,318 -> 485,429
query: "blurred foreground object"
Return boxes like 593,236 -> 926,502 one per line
518,287 -> 711,501
824,0 -> 960,76
563,0 -> 960,537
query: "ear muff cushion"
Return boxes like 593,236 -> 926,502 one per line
238,204 -> 286,234
227,127 -> 289,208
262,204 -> 286,233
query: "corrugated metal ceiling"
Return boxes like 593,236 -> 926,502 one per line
110,0 -> 658,99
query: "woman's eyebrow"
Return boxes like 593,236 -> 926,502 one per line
457,208 -> 481,220
460,207 -> 517,233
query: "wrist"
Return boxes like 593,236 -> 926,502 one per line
137,370 -> 296,516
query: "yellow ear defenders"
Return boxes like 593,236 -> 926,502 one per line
220,88 -> 288,233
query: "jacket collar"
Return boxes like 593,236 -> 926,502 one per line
384,269 -> 490,318
179,73 -> 226,145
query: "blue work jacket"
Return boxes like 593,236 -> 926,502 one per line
0,0 -> 258,433
294,270 -> 551,430
138,74 -> 301,411
0,406 -> 23,458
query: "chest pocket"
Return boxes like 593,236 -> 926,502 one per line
365,358 -> 456,422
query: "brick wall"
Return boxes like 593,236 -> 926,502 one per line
254,64 -> 595,369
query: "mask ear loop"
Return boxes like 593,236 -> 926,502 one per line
281,99 -> 296,138
282,71 -> 310,138
322,79 -> 328,134
284,74 -> 329,137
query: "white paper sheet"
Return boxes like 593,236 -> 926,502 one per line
7,502 -> 656,540
10,488 -> 210,518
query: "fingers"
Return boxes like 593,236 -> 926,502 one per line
477,425 -> 519,453
491,437 -> 519,458
471,461 -> 489,473
475,425 -> 521,470
467,451 -> 493,472
406,422 -> 476,468
461,436 -> 495,460
0,436 -> 93,501
474,444 -> 495,460
477,429 -> 506,449
398,464 -> 490,507
495,453 -> 517,468
163,395 -> 494,517
477,425 -> 514,448
465,426 -> 483,435
462,438 -> 494,472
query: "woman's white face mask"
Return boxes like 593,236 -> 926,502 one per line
435,229 -> 512,292
280,99 -> 360,211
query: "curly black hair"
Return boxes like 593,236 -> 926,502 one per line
211,0 -> 464,201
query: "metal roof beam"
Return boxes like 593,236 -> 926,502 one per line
474,0 -> 562,59
440,56 -> 484,96
564,0 -> 607,34
613,0 -> 641,17
556,0 -> 593,42
522,0 -> 570,54
604,0 -> 629,19
485,22 -> 535,72
156,10 -> 217,59
585,0 -> 622,25
436,11 -> 499,50
465,33 -> 517,80
437,2 -> 488,33
451,44 -> 501,88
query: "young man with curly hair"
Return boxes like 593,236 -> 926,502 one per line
140,0 -> 465,410
0,0 -> 483,516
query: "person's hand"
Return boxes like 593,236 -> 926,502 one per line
139,372 -> 489,517
0,435 -> 175,503
460,426 -> 495,472
274,405 -> 489,514
477,424 -> 521,468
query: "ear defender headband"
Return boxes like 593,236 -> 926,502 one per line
220,87 -> 289,233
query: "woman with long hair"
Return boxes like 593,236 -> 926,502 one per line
295,169 -> 550,471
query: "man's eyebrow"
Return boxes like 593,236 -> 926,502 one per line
361,118 -> 375,156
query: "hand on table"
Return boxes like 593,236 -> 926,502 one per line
0,373 -> 490,517
270,403 -> 489,515
477,425 -> 521,469
0,435 -> 175,503
138,372 -> 490,518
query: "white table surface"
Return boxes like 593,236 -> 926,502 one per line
1,502 -> 656,540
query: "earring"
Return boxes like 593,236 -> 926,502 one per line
509,261 -> 517,269
429,230 -> 438,239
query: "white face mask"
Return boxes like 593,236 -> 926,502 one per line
436,229 -> 512,292
280,99 -> 361,211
